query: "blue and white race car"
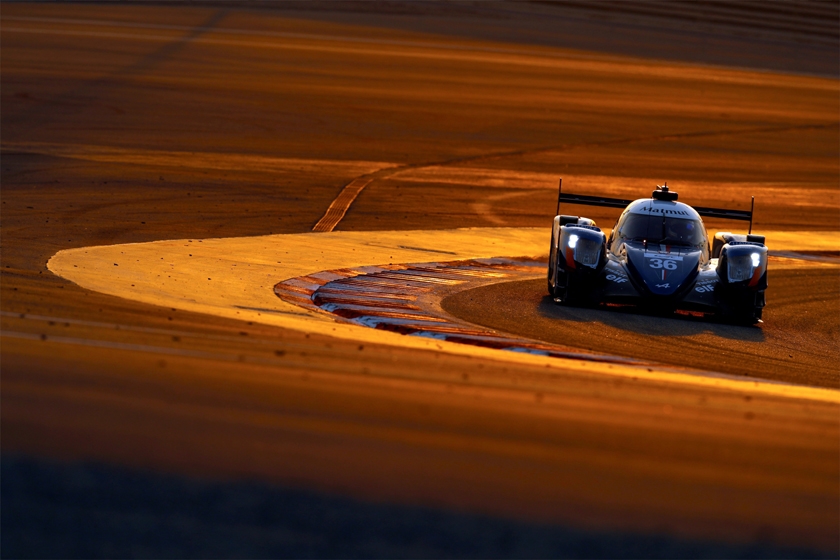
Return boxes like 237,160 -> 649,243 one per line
547,182 -> 768,324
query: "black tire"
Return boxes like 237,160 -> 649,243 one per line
553,270 -> 569,302
732,306 -> 762,325
559,272 -> 583,306
547,229 -> 557,295
721,288 -> 765,325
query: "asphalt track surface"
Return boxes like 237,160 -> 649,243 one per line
2,2 -> 839,558
443,259 -> 840,389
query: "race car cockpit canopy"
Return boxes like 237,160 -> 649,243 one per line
613,198 -> 707,248
615,213 -> 706,248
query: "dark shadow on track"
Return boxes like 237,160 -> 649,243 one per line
536,295 -> 766,343
2,455 -> 829,560
442,268 -> 840,388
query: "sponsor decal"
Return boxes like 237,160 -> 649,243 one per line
606,273 -> 628,283
644,253 -> 684,261
637,206 -> 690,216
655,283 -> 670,288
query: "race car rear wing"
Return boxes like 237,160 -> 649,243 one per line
555,178 -> 755,233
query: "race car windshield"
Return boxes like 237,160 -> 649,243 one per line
619,214 -> 705,247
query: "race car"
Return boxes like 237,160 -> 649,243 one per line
547,181 -> 768,324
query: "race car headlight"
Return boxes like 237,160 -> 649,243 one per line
717,243 -> 768,290
561,226 -> 605,271
727,253 -> 754,282
726,251 -> 764,284
572,237 -> 602,268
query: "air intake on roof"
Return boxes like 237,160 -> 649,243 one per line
652,183 -> 678,201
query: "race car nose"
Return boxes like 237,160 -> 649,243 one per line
626,246 -> 700,297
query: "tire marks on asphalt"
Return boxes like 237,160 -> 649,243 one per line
312,177 -> 375,233
314,120 -> 838,231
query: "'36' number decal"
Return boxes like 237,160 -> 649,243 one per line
648,258 -> 678,270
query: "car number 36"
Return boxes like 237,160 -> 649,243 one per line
648,258 -> 678,270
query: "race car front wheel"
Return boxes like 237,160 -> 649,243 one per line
554,271 -> 596,306
722,287 -> 765,325
547,228 -> 558,295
